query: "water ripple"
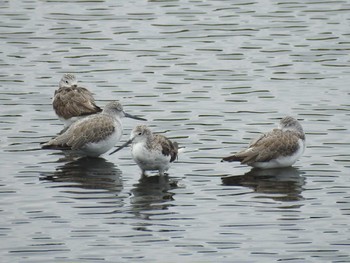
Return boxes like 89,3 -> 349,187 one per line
0,0 -> 350,262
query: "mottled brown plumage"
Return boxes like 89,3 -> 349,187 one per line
53,73 -> 102,125
110,125 -> 180,176
42,114 -> 116,151
222,116 -> 305,169
151,134 -> 179,163
42,101 -> 146,157
223,129 -> 300,164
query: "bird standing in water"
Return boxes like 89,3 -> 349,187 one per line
110,125 -> 180,176
222,116 -> 305,169
42,101 -> 146,157
53,73 -> 102,127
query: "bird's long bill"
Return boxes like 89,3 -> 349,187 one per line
124,112 -> 147,121
109,139 -> 133,155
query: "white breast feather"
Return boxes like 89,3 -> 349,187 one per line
132,142 -> 171,171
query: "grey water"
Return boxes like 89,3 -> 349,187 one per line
1,0 -> 350,262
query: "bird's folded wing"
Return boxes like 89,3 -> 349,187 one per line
53,87 -> 101,119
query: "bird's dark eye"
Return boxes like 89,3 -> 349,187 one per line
138,132 -> 142,135
65,80 -> 69,84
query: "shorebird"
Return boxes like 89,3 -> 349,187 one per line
221,116 -> 305,169
53,73 -> 102,127
110,125 -> 180,176
42,101 -> 146,157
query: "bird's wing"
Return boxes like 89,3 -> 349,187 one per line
235,129 -> 300,165
43,115 -> 116,150
154,135 -> 179,162
53,87 -> 102,119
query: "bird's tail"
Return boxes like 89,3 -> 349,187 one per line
221,154 -> 242,162
40,141 -> 51,149
41,142 -> 70,150
173,142 -> 185,153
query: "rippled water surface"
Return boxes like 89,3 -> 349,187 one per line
1,0 -> 350,262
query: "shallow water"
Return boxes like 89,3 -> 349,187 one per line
1,0 -> 350,262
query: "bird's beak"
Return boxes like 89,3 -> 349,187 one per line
109,138 -> 133,155
124,112 -> 147,121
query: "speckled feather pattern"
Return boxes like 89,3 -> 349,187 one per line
235,129 -> 301,165
41,101 -> 128,157
124,125 -> 180,175
147,134 -> 179,163
43,114 -> 117,150
222,116 -> 305,168
53,73 -> 102,120
53,86 -> 101,119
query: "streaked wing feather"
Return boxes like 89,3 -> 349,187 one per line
154,135 -> 179,162
53,87 -> 101,119
44,115 -> 115,150
238,130 -> 300,164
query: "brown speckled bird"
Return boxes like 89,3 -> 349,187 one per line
42,101 -> 146,157
52,73 -> 102,127
110,125 -> 181,176
222,116 -> 305,169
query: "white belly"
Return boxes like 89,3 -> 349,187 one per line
81,129 -> 122,157
132,143 -> 171,172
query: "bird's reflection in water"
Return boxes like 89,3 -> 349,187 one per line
40,157 -> 123,192
222,167 -> 305,201
130,174 -> 180,219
